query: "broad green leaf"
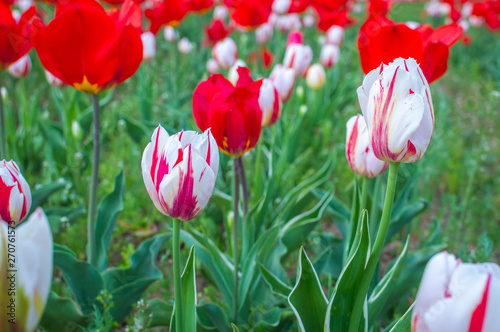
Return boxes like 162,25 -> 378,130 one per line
325,211 -> 370,332
289,247 -> 328,332
171,246 -> 197,332
387,200 -> 428,242
314,234 -> 344,279
94,171 -> 125,272
368,237 -> 410,322
53,244 -> 104,315
385,303 -> 414,332
258,263 -> 292,298
231,323 -> 240,332
121,116 -> 150,144
142,298 -> 173,328
197,303 -> 231,332
39,292 -> 92,332
28,182 -> 66,215
109,278 -> 158,323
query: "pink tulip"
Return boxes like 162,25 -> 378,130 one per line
141,125 -> 219,221
259,78 -> 282,126
412,251 -> 500,332
0,160 -> 31,225
357,58 -> 434,163
269,64 -> 295,102
346,114 -> 388,177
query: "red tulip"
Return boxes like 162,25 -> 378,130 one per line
224,0 -> 273,30
204,19 -> 232,46
358,16 -> 463,84
0,4 -> 35,70
145,0 -> 188,34
471,1 -> 500,31
192,67 -> 262,157
34,0 -> 143,94
311,0 -> 354,32
186,0 -> 214,13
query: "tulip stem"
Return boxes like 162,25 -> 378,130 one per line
237,157 -> 249,214
360,176 -> 368,214
87,93 -> 100,267
348,162 -> 399,332
0,75 -> 6,159
233,158 -> 240,323
343,178 -> 359,265
172,218 -> 183,332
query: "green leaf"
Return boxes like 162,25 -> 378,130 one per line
171,246 -> 197,332
231,323 -> 240,332
53,245 -> 104,315
121,116 -> 150,144
39,292 -> 92,332
29,182 -> 66,215
258,263 -> 292,298
289,247 -> 328,332
325,211 -> 370,332
94,171 -> 125,272
387,200 -> 428,242
142,298 -> 173,328
385,303 -> 414,332
313,234 -> 344,279
197,303 -> 231,332
368,237 -> 410,322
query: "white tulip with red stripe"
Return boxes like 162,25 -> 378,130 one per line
259,78 -> 282,127
0,160 -> 31,225
45,70 -> 64,87
0,207 -> 53,332
7,54 -> 31,78
212,37 -> 238,69
320,44 -> 340,68
412,251 -> 500,332
357,57 -> 434,163
270,64 -> 296,102
326,25 -> 344,45
142,125 -> 219,221
283,42 -> 312,77
346,114 -> 388,177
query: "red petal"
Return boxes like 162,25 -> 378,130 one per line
420,42 -> 449,84
425,23 -> 463,47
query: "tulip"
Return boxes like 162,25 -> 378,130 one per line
187,0 -> 214,13
227,59 -> 247,85
276,13 -> 302,32
205,19 -> 232,45
45,70 -> 65,88
213,5 -> 228,20
34,0 -> 143,94
306,63 -> 326,89
212,37 -> 238,69
272,0 -> 291,14
259,78 -> 282,126
357,58 -> 434,163
141,125 -> 219,221
325,25 -> 344,45
145,0 -> 188,34
0,208 -> 53,332
346,114 -> 389,177
163,26 -> 178,42
226,0 -> 273,30
141,32 -> 156,61
7,54 -> 31,78
256,23 -> 273,44
412,252 -> 500,332
206,58 -> 219,74
283,42 -> 312,77
303,14 -> 315,27
320,44 -> 340,68
312,3 -> 353,32
0,160 -> 31,225
192,67 -> 262,157
269,64 -> 295,102
178,37 -> 194,54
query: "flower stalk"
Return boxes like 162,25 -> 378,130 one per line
172,218 -> 183,332
87,93 -> 100,267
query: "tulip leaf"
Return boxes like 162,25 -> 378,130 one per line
387,200 -> 428,243
53,244 -> 104,315
197,303 -> 231,332
385,303 -> 414,332
28,182 -> 66,215
325,211 -> 370,332
231,323 -> 240,332
171,246 -> 197,332
368,237 -> 410,322
141,298 -> 173,328
258,263 -> 292,298
313,234 -> 344,279
289,247 -> 328,332
94,171 -> 125,272
39,292 -> 92,332
121,116 -> 150,144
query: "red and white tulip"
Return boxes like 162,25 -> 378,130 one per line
320,44 -> 340,68
0,160 -> 31,225
306,63 -> 326,90
270,64 -> 296,102
259,78 -> 282,127
346,114 -> 389,177
412,251 -> 500,332
325,25 -> 344,45
141,32 -> 156,61
283,42 -> 312,77
7,54 -> 31,78
141,125 -> 219,221
212,37 -> 238,69
357,58 -> 434,163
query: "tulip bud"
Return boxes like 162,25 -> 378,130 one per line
357,58 -> 434,163
45,70 -> 64,88
276,14 -> 302,32
178,37 -> 193,54
141,32 -> 156,61
163,26 -> 178,42
302,14 -> 315,27
206,58 -> 219,74
7,54 -> 31,78
306,63 -> 326,89
283,42 -> 312,77
320,44 -> 340,68
272,0 -> 291,14
325,25 -> 344,45
227,59 -> 247,85
0,208 -> 53,332
259,78 -> 282,127
141,126 -> 219,221
269,64 -> 295,102
72,120 -> 83,140
346,114 -> 389,177
412,251 -> 500,332
255,23 -> 273,44
0,160 -> 31,225
212,37 -> 238,69
213,5 -> 228,20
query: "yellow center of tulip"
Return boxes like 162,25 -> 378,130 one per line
73,76 -> 101,94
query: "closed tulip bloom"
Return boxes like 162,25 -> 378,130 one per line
206,58 -> 219,74
163,26 -> 178,42
212,37 -> 238,69
145,0 -> 188,34
34,0 -> 143,94
45,70 -> 65,88
227,59 -> 247,85
272,0 -> 291,14
0,208 -> 53,332
178,37 -> 194,54
259,78 -> 282,126
320,44 -> 340,68
256,23 -> 273,44
326,25 -> 344,45
357,58 -> 434,163
7,54 -> 31,78
269,64 -> 295,102
283,42 -> 312,77
346,114 -> 388,177
412,251 -> 500,332
141,32 -> 156,61
142,125 -> 219,221
306,63 -> 326,89
0,160 -> 31,225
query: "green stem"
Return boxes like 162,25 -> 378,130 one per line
0,74 -> 6,159
348,162 -> 399,332
253,139 -> 263,195
233,158 -> 240,323
237,157 -> 249,215
343,178 -> 359,265
360,177 -> 368,214
173,218 -> 183,332
87,93 -> 100,267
